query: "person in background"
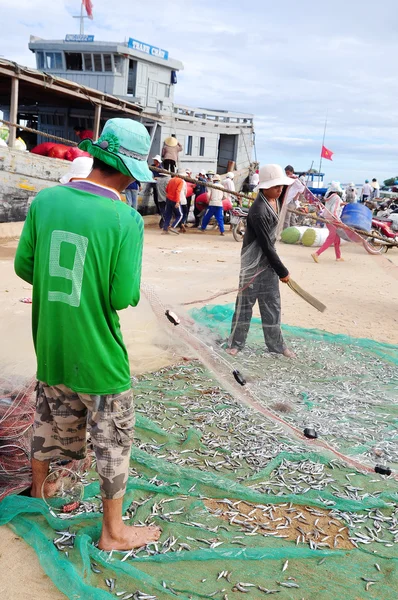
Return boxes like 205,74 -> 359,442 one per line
249,169 -> 260,191
149,155 -> 163,213
223,171 -> 236,203
14,118 -> 160,550
172,170 -> 188,232
361,179 -> 373,203
74,125 -> 94,141
345,182 -> 357,204
161,136 -> 182,173
185,169 -> 195,226
311,182 -> 344,263
226,164 -> 295,358
192,171 -> 208,228
59,156 -> 93,184
200,174 -> 227,236
125,180 -> 141,209
157,173 -> 171,228
162,172 -> 184,234
283,165 -> 305,229
371,178 -> 380,200
206,170 -> 215,184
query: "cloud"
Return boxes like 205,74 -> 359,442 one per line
1,0 -> 397,182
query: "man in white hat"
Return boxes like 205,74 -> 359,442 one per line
149,154 -> 164,213
345,182 -> 357,204
282,165 -> 305,230
161,136 -> 182,173
226,164 -> 295,358
223,171 -> 236,203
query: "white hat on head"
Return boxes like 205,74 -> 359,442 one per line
256,164 -> 294,191
60,156 -> 93,184
329,181 -> 343,193
226,171 -> 234,179
152,154 -> 162,163
213,174 -> 221,182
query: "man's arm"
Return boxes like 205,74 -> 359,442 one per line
14,203 -> 36,285
110,209 -> 144,310
251,213 -> 289,279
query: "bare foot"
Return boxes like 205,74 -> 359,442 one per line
336,257 -> 344,261
226,347 -> 239,356
311,253 -> 319,263
98,524 -> 161,551
283,348 -> 296,358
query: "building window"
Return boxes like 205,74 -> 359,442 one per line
83,53 -> 93,71
65,53 -> 83,71
185,135 -> 193,156
199,137 -> 205,157
93,54 -> 103,72
44,52 -> 63,70
114,55 -> 123,74
36,52 -> 44,70
165,85 -> 170,98
103,54 -> 112,72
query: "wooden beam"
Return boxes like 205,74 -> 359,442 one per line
93,104 -> 101,139
8,77 -> 19,148
0,66 -> 158,120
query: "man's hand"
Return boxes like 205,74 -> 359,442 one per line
175,203 -> 180,209
280,275 -> 290,283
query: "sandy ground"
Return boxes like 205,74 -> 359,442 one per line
1,222 -> 398,599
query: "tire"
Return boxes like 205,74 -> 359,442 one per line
363,229 -> 389,254
233,218 -> 246,242
207,216 -> 218,230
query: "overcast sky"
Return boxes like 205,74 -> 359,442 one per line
2,0 -> 398,184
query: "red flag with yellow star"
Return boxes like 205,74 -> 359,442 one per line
321,145 -> 333,161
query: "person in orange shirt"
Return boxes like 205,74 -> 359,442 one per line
162,173 -> 184,234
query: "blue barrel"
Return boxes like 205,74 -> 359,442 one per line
341,203 -> 372,232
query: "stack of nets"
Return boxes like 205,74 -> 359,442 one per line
0,375 -> 35,500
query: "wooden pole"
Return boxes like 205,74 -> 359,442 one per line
93,104 -> 101,139
8,77 -> 19,148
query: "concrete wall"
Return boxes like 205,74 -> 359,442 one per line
161,119 -> 253,175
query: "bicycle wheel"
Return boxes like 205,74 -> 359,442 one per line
233,218 -> 246,242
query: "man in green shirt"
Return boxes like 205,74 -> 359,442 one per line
14,118 -> 161,550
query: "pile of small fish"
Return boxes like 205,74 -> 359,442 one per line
234,338 -> 398,469
45,361 -> 397,599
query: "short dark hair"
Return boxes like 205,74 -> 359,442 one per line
74,125 -> 83,132
92,156 -> 123,176
285,165 -> 294,172
372,178 -> 377,182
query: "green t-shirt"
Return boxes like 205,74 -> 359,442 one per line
14,182 -> 144,395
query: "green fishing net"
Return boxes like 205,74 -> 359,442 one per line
1,306 -> 397,600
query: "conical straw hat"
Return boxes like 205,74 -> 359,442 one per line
164,136 -> 178,147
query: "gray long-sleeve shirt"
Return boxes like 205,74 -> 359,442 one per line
242,192 -> 289,279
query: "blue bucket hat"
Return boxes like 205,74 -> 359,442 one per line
79,118 -> 154,183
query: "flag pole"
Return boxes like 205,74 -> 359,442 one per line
80,1 -> 84,35
318,113 -> 328,181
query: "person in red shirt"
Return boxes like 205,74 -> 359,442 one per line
162,174 -> 184,234
74,126 -> 94,141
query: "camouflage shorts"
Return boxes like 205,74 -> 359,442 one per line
32,382 -> 135,500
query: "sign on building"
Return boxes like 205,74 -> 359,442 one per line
65,34 -> 95,42
128,38 -> 168,60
